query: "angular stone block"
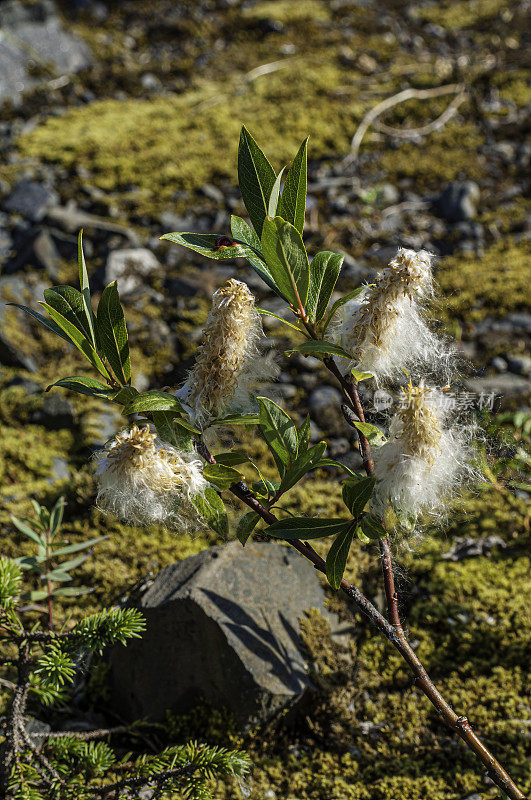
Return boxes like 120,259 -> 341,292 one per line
110,541 -> 340,728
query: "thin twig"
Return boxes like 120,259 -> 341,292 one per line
345,83 -> 464,162
375,91 -> 467,139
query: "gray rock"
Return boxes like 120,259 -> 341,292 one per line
464,374 -> 531,408
506,353 -> 531,376
0,274 -> 41,371
47,456 -> 69,483
2,181 -> 58,223
0,0 -> 93,105
5,375 -> 41,394
435,181 -> 480,222
106,248 -> 161,294
490,356 -> 508,373
109,541 -> 343,727
86,407 -> 122,450
45,206 -> 139,245
32,394 -> 76,429
308,385 -> 345,435
442,536 -> 506,562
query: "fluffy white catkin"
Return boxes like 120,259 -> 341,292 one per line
337,248 -> 453,383
371,382 -> 472,525
95,425 -> 207,529
177,278 -> 276,427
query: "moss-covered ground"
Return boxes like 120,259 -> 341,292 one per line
1,0 -> 530,797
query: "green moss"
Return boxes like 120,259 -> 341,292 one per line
416,0 -> 513,30
436,238 -> 531,321
242,0 -> 330,23
379,120 -> 487,187
17,55 -> 366,214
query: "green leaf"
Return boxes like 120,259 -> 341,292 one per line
97,281 -> 131,384
161,232 -> 245,260
278,441 -> 327,494
238,125 -> 276,237
321,286 -> 365,333
214,451 -> 249,467
49,497 -> 65,538
268,166 -> 285,218
39,302 -> 110,379
312,458 -> 362,479
355,525 -> 371,544
54,553 -> 90,573
77,230 -> 98,349
52,537 -> 107,558
351,420 -> 386,447
46,376 -> 115,399
278,137 -> 308,234
230,215 -> 262,252
307,252 -> 344,323
122,390 -> 185,415
236,511 -> 260,546
261,216 -> 310,309
43,569 -> 72,582
203,463 -> 242,489
191,488 -> 228,536
44,286 -> 93,341
359,514 -> 387,540
326,524 -> 355,589
297,414 -> 311,453
266,517 -> 350,540
7,303 -> 72,344
342,477 -> 376,517
285,340 -> 353,360
256,308 -> 303,333
351,369 -> 373,382
257,397 -> 298,473
51,586 -> 94,597
112,386 -> 139,405
151,410 -> 179,446
10,516 -> 45,546
211,412 -> 260,426
21,589 -> 49,602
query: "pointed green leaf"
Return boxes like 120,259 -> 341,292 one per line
77,230 -> 97,348
122,391 -> 185,415
49,497 -> 65,538
238,125 -> 276,236
321,286 -> 365,333
161,232 -> 244,260
266,517 -> 350,540
326,524 -> 355,589
297,414 -> 311,453
43,569 -> 72,582
10,516 -> 44,546
191,488 -> 228,536
351,420 -> 386,447
112,386 -> 139,405
47,376 -> 115,399
236,511 -> 260,546
278,441 -> 327,494
278,137 -> 308,234
307,252 -> 344,323
44,286 -> 93,341
257,397 -> 298,473
52,537 -> 107,558
268,166 -> 285,218
97,281 -> 130,384
342,477 -> 376,517
230,215 -> 262,252
285,340 -> 353,360
214,451 -> 249,467
256,308 -> 303,332
360,514 -> 387,540
351,369 -> 373,382
203,463 -> 242,489
39,302 -> 110,379
7,303 -> 72,344
52,586 -> 94,597
211,413 -> 260,426
261,216 -> 310,309
54,552 -> 90,573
